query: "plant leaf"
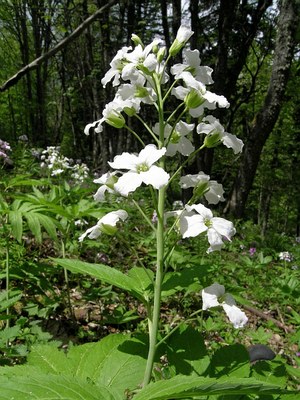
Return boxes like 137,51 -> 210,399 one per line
167,324 -> 210,376
53,259 -> 145,301
0,373 -> 117,400
132,376 -> 295,400
8,209 -> 23,242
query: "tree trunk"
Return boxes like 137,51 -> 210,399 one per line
224,0 -> 299,218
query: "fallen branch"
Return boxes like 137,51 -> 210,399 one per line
0,0 -> 118,92
243,304 -> 294,333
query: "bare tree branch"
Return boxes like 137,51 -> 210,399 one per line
0,0 -> 119,92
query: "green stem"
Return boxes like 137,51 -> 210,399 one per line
143,73 -> 166,386
143,187 -> 166,387
168,143 -> 205,186
124,123 -> 147,147
61,238 -> 74,319
5,235 -> 10,332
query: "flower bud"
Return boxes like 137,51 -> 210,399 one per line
157,47 -> 166,63
131,34 -> 143,48
100,224 -> 118,235
123,107 -> 136,117
169,26 -> 194,56
185,89 -> 205,109
106,111 -> 125,129
203,131 -> 222,148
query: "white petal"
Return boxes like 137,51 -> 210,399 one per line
138,144 -> 166,166
171,86 -> 189,100
180,213 -> 207,238
222,295 -> 248,328
108,152 -> 138,170
141,165 -> 170,189
222,132 -> 244,154
180,172 -> 210,189
207,228 -> 224,252
204,91 -> 230,109
211,217 -> 236,240
93,186 -> 109,202
114,171 -> 143,196
84,119 -> 101,135
188,203 -> 213,220
99,210 -> 128,226
176,136 -> 195,156
205,181 -> 225,205
176,25 -> 194,42
201,283 -> 225,310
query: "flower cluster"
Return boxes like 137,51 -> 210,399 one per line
278,251 -> 293,262
0,139 -> 11,161
80,27 -> 243,252
79,25 -> 247,333
40,146 -> 89,184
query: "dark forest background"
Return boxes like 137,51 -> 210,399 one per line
0,0 -> 299,233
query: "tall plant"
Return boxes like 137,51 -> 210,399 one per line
0,27 -> 296,400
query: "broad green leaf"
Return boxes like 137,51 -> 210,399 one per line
68,334 -> 148,393
209,344 -> 250,378
167,324 -> 210,376
132,376 -> 295,400
0,374 -> 116,400
54,259 -> 145,301
68,334 -> 130,380
128,267 -> 154,297
27,344 -> 72,374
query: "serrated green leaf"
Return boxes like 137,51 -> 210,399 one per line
25,212 -> 42,242
132,376 -> 295,400
53,259 -> 145,302
0,374 -> 116,400
36,213 -> 58,241
0,292 -> 22,313
0,325 -> 21,342
8,209 -> 23,242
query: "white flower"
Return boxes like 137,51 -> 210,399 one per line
121,39 -> 161,82
153,120 -> 195,156
84,96 -> 141,135
180,204 -> 236,252
78,210 -> 128,242
180,172 -> 225,204
172,72 -> 229,116
108,144 -> 169,196
279,251 -> 293,262
117,81 -> 157,105
202,283 -> 248,329
197,115 -> 244,154
171,49 -> 213,85
169,25 -> 194,56
93,171 -> 118,201
101,46 -> 132,88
